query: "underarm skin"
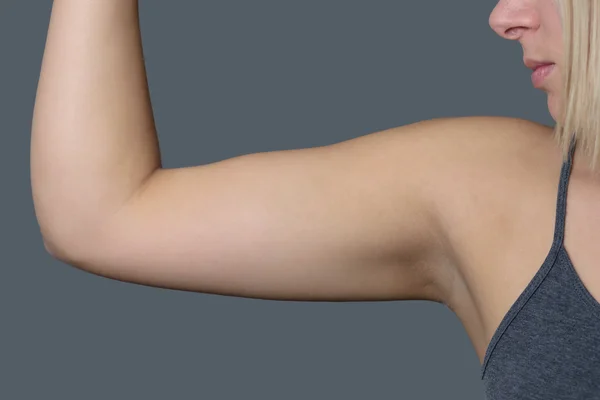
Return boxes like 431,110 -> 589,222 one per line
31,0 -> 161,251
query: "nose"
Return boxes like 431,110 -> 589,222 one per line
489,0 -> 540,40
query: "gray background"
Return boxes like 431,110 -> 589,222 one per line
1,1 -> 554,399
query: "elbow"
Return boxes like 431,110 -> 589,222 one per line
43,237 -> 76,263
41,229 -> 97,265
37,210 -> 113,265
37,208 -> 120,268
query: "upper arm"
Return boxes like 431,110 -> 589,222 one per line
57,117 -> 485,303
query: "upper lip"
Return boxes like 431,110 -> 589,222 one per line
524,58 -> 555,71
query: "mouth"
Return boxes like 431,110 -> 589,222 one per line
523,58 -> 556,88
532,63 -> 555,72
531,64 -> 556,88
524,58 -> 555,71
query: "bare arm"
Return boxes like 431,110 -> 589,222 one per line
31,0 -> 468,303
31,0 -> 160,251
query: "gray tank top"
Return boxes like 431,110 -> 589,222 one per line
480,137 -> 600,399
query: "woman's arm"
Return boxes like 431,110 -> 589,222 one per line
31,0 -> 160,255
31,0 -> 466,303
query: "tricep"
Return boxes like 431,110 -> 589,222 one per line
54,118 -> 477,303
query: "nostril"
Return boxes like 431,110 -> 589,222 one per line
503,26 -> 527,40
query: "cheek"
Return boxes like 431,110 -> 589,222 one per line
546,4 -> 564,55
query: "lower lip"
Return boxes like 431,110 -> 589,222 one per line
531,64 -> 555,88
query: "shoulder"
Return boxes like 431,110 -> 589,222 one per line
414,115 -> 554,157
414,115 -> 556,185
399,116 -> 558,304
383,116 -> 554,173
389,115 -> 556,212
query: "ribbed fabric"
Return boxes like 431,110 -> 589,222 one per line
481,137 -> 600,399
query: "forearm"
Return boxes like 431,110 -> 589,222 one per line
31,0 -> 161,255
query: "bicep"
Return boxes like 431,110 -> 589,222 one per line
63,120 -> 459,302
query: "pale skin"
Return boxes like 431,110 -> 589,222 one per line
31,0 -> 600,366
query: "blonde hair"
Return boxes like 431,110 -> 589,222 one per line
554,0 -> 600,174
